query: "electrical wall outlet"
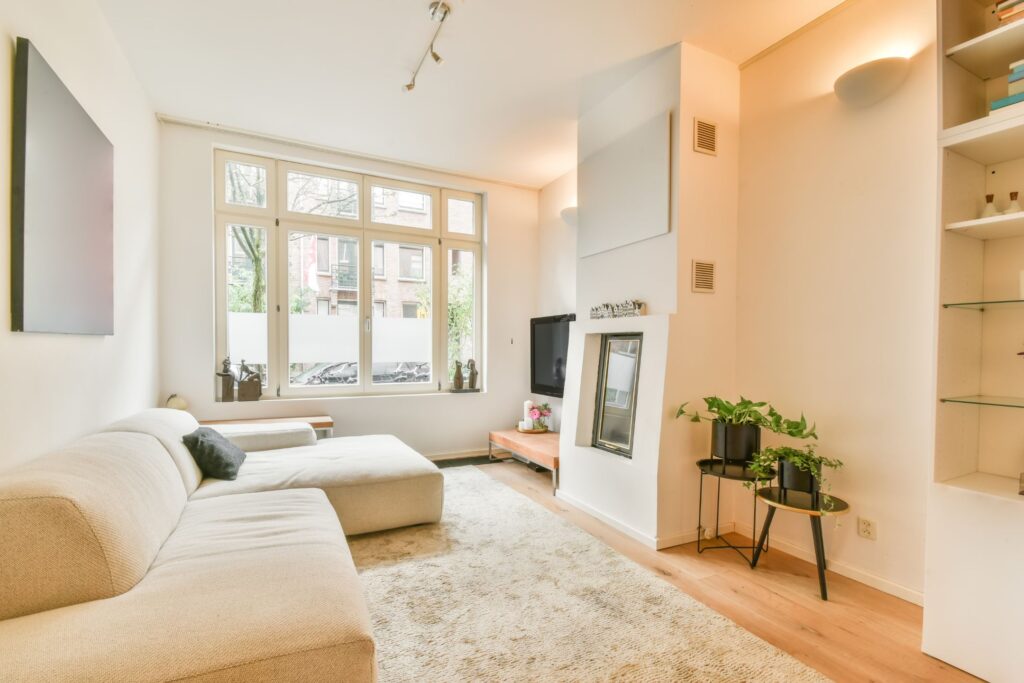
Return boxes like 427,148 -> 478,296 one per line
857,517 -> 877,540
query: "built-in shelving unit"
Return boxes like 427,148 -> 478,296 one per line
946,211 -> 1024,238
942,471 -> 1022,500
946,18 -> 1024,80
927,3 -> 1024,677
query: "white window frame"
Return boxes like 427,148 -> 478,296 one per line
441,188 -> 483,241
215,150 -> 276,218
214,150 -> 483,399
364,176 -> 440,236
440,239 -> 483,390
278,160 -> 362,228
277,223 -> 364,398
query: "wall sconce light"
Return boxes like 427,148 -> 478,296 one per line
833,57 -> 910,107
560,207 -> 578,227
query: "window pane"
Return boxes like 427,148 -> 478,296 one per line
447,248 -> 476,380
286,171 -> 359,220
226,224 -> 268,384
447,197 -> 476,235
372,244 -> 386,278
225,161 -> 267,208
399,246 -> 425,280
370,185 -> 432,230
372,240 -> 432,385
287,231 -> 360,387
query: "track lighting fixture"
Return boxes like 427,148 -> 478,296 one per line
403,2 -> 451,92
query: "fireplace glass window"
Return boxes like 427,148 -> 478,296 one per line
593,333 -> 642,457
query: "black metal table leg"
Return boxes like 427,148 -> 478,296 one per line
810,516 -> 828,600
697,471 -> 705,553
751,505 -> 775,567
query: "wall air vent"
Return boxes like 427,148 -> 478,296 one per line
693,118 -> 718,156
692,260 -> 715,293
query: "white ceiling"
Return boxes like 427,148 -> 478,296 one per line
97,0 -> 845,188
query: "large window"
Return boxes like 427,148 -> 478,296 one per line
214,150 -> 483,398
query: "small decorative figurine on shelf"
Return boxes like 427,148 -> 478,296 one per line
453,360 -> 464,390
467,359 -> 478,390
982,194 -> 999,218
237,360 -> 262,402
217,356 -> 235,402
1007,191 -> 1022,215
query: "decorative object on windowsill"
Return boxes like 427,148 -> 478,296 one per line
982,194 -> 1000,218
1007,191 -> 1022,215
217,357 -> 235,403
450,359 -> 481,393
165,394 -> 188,411
589,300 -> 646,320
677,396 -> 818,465
237,360 -> 262,402
750,445 -> 844,511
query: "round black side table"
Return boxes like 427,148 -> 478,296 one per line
695,458 -> 775,568
751,487 -> 850,600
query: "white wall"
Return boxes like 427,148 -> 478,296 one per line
574,45 -> 680,317
0,0 -> 160,469
659,44 -> 740,546
159,122 -> 539,457
735,0 -> 938,602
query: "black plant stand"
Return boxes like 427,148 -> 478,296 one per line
695,458 -> 775,568
750,487 -> 850,600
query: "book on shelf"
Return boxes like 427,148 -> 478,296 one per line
1011,70 -> 1024,84
997,0 -> 1023,9
1011,80 -> 1024,98
998,5 -> 1024,20
1012,58 -> 1024,71
991,91 -> 1024,111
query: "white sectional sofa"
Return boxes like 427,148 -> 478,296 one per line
0,409 -> 444,682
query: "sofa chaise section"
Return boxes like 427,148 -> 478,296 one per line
194,432 -> 445,536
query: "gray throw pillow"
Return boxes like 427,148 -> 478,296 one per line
182,427 -> 247,480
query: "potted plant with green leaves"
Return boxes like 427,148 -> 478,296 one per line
750,445 -> 843,508
676,396 -> 817,464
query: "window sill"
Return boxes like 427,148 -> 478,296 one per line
218,389 -> 487,403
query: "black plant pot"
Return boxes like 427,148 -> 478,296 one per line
710,422 -> 761,464
777,459 -> 821,495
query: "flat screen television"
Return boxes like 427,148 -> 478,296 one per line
531,314 -> 575,398
12,37 -> 114,335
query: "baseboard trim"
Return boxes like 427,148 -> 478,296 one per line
733,521 -> 924,605
554,490 -> 660,549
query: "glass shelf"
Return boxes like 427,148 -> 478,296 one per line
941,395 -> 1024,409
943,299 -> 1024,310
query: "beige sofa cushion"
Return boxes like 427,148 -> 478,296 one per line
0,489 -> 377,682
103,408 -> 203,494
191,434 -> 444,535
0,432 -> 186,620
209,421 -> 317,452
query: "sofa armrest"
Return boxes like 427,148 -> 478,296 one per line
208,422 -> 317,452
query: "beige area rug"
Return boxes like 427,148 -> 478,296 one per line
348,466 -> 829,682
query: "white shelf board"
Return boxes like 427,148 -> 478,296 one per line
946,211 -> 1024,239
946,19 -> 1024,80
941,471 -> 1022,501
942,105 -> 1024,165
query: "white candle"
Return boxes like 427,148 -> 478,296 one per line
523,400 -> 534,422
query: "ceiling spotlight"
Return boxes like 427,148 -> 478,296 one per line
404,2 -> 451,91
428,2 -> 450,22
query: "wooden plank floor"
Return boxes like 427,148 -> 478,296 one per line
478,461 -> 978,683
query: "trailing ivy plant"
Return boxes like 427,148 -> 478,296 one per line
676,396 -> 818,440
750,445 -> 844,510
